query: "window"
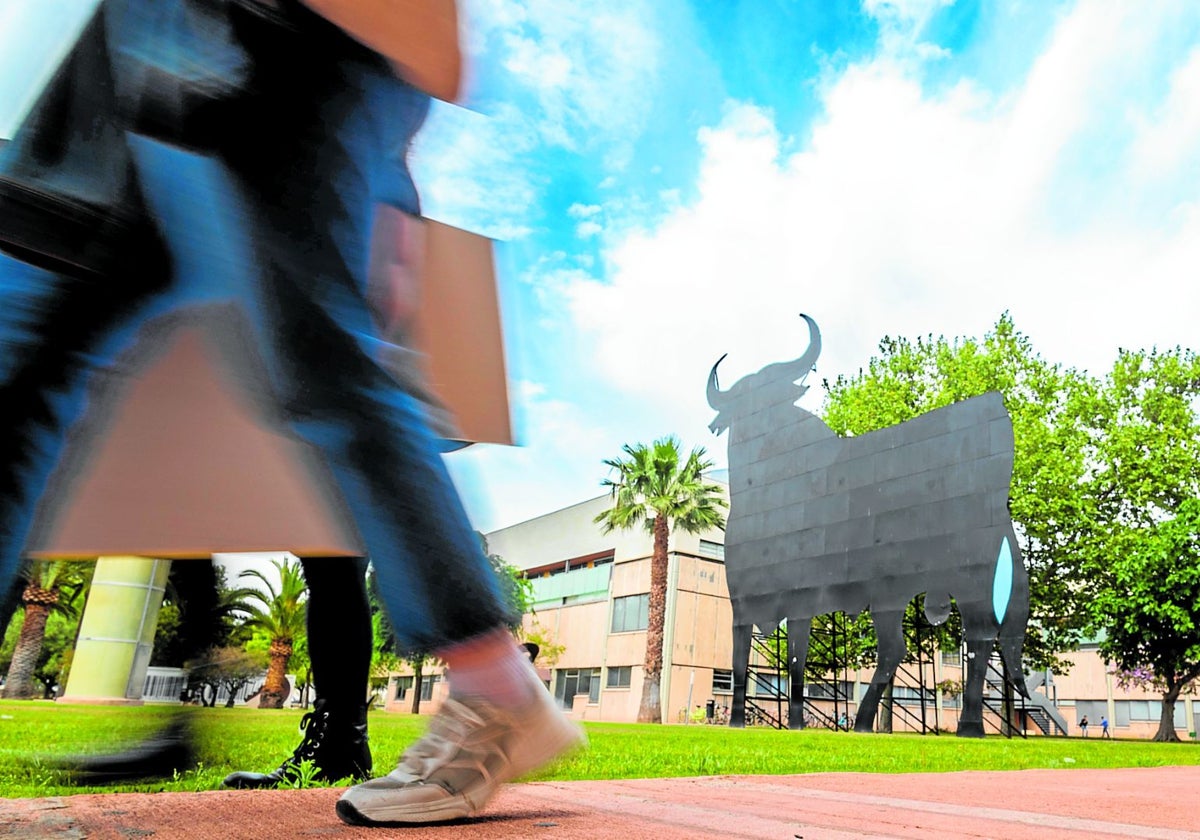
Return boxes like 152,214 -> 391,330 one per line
611,594 -> 649,632
142,672 -> 186,702
712,669 -> 733,693
892,685 -> 935,705
940,650 -> 960,667
554,668 -> 601,709
606,666 -> 632,689
1128,700 -> 1154,721
698,539 -> 725,560
806,681 -> 854,701
420,674 -> 440,701
752,672 -> 785,697
393,676 -> 414,701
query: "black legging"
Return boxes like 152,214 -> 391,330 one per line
299,556 -> 372,709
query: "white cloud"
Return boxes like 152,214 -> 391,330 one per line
862,0 -> 955,63
555,0 -> 1200,431
576,221 -> 603,238
445,380 -> 618,528
411,102 -> 540,239
568,203 -> 602,218
1127,46 -> 1200,185
417,1 -> 663,238
469,0 -> 662,154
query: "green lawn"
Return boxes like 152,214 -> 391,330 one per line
1,700 -> 1197,798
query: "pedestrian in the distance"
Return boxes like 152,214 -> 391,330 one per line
1079,715 -> 1089,737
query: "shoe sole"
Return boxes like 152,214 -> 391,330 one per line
336,795 -> 475,826
336,713 -> 585,826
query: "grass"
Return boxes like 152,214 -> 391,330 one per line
1,700 -> 1197,798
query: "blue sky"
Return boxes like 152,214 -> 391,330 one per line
3,0 -> 1200,535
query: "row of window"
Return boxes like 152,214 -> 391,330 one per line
393,674 -> 441,703
552,666 -> 729,709
1075,698 -> 1198,728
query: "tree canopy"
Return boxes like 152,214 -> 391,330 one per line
823,316 -> 1200,732
1079,347 -> 1200,740
822,313 -> 1094,671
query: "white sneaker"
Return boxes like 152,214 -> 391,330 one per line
336,685 -> 585,825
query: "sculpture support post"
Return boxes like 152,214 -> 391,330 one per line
62,557 -> 170,704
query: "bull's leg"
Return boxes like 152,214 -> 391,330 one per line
730,621 -> 754,728
957,634 -> 992,738
787,617 -> 812,729
854,609 -> 904,733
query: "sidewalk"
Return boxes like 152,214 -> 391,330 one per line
4,766 -> 1198,839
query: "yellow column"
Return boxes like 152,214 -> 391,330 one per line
62,557 -> 170,704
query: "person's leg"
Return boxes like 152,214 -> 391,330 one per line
223,45 -> 514,655
223,556 -> 374,787
44,139 -> 265,783
0,221 -> 205,783
0,241 -> 170,635
218,50 -> 581,820
58,560 -> 225,783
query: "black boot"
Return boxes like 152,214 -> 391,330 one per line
63,717 -> 196,784
222,699 -> 371,788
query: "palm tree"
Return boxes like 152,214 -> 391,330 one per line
238,559 -> 308,709
2,561 -> 90,699
595,436 -> 727,723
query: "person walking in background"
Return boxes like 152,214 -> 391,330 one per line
1079,715 -> 1089,737
0,0 -> 583,824
1101,716 -> 1111,738
222,557 -> 373,788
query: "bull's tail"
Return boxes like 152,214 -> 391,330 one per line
993,532 -> 1030,698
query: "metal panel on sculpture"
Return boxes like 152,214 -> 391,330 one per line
707,314 -> 1030,737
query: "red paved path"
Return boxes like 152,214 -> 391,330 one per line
3,767 -> 1198,839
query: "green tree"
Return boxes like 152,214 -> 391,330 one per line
32,609 -> 84,698
822,314 -> 1095,671
482,539 -> 536,633
595,436 -> 727,723
238,559 -> 308,709
186,645 -> 268,708
407,652 -> 431,714
152,563 -> 256,666
1080,347 -> 1200,741
1089,502 -> 1200,741
1,561 -> 91,699
367,609 -> 400,708
522,619 -> 565,667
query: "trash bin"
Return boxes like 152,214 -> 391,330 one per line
705,699 -> 715,722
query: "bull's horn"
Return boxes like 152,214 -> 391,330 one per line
776,313 -> 822,382
707,353 -> 729,409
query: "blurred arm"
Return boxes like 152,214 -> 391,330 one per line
297,0 -> 462,101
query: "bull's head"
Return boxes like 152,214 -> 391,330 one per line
707,313 -> 822,436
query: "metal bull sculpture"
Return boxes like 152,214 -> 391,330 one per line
707,315 -> 1030,737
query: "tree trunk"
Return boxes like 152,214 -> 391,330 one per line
259,638 -> 293,709
411,662 -> 424,714
638,516 -> 670,724
1155,684 -> 1182,742
2,602 -> 51,699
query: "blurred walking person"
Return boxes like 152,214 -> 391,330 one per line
0,0 -> 582,823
